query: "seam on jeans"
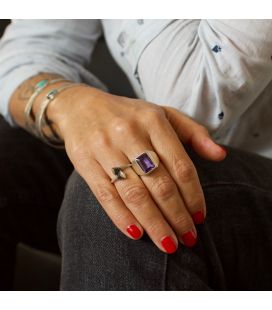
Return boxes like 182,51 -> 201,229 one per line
162,252 -> 168,290
202,182 -> 272,196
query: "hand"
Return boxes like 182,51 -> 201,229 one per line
49,86 -> 226,254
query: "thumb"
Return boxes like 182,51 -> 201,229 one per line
163,106 -> 227,162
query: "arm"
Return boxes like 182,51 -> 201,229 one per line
0,19 -> 105,126
1,20 -> 226,254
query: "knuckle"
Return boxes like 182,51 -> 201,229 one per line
173,213 -> 192,229
186,193 -> 205,211
92,130 -> 110,148
70,144 -> 84,159
145,106 -> 165,122
96,184 -> 119,204
152,175 -> 176,201
122,183 -> 149,207
111,209 -> 131,227
69,144 -> 90,169
146,220 -> 163,236
174,158 -> 196,183
110,118 -> 135,135
67,134 -> 84,155
198,124 -> 209,135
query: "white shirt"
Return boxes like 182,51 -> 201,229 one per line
1,19 -> 272,158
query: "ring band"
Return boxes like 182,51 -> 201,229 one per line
111,150 -> 159,183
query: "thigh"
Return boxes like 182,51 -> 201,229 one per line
194,147 -> 272,290
0,116 -> 73,289
58,145 -> 272,290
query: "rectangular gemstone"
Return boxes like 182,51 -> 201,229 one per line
136,153 -> 155,173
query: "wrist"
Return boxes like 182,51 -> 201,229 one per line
29,80 -> 72,139
46,84 -> 100,139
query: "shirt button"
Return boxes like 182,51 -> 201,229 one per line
137,19 -> 144,25
117,31 -> 128,48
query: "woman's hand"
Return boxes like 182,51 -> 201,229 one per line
49,85 -> 226,254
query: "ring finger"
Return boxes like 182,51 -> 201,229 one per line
123,141 -> 198,247
95,147 -> 179,254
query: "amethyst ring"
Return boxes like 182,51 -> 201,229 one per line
111,150 -> 160,183
131,150 -> 160,176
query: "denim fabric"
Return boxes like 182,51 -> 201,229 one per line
0,116 -> 72,290
1,114 -> 272,290
58,145 -> 272,290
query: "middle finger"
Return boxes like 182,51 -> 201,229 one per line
123,141 -> 198,247
94,147 -> 179,254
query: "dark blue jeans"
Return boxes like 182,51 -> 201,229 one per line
1,116 -> 272,290
0,116 -> 73,290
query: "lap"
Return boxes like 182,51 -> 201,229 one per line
58,145 -> 272,290
0,116 -> 73,289
0,115 -> 72,252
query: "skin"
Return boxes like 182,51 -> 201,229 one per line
9,72 -> 226,253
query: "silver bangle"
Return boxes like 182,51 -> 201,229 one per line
24,78 -> 67,135
35,83 -> 76,148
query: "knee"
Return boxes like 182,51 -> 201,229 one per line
57,170 -> 131,257
185,145 -> 272,190
57,171 -> 167,290
57,170 -> 106,249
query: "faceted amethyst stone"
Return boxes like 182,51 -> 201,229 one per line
136,153 -> 155,173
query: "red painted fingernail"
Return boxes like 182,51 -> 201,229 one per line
192,210 -> 205,225
220,146 -> 228,154
127,225 -> 142,239
161,236 -> 177,254
181,231 -> 197,247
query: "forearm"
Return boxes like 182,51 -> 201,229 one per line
0,19 -> 106,129
8,72 -> 104,144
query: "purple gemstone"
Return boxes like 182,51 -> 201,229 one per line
136,153 -> 155,173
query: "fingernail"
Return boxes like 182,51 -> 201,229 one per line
181,231 -> 197,247
161,236 -> 177,254
220,145 -> 228,154
127,224 -> 142,239
192,210 -> 205,225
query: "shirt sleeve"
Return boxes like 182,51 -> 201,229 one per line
138,19 -> 272,136
0,19 -> 106,126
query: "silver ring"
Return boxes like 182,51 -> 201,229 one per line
110,164 -> 132,183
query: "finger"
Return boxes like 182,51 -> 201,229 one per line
146,112 -> 206,225
73,156 -> 144,240
94,147 -> 179,254
123,139 -> 198,247
163,106 -> 227,161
